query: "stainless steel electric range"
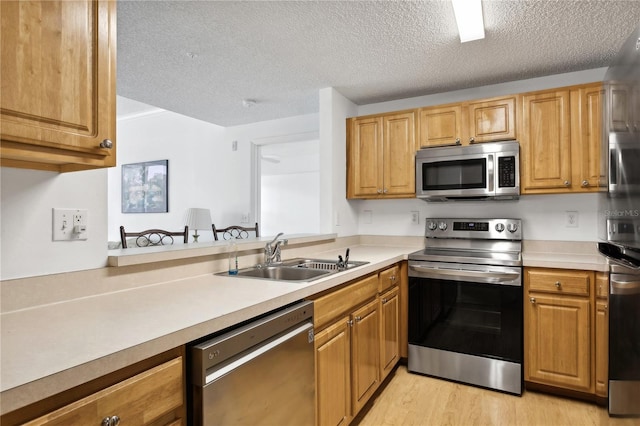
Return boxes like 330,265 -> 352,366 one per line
408,218 -> 523,395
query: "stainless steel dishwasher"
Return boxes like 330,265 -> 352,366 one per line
190,300 -> 315,425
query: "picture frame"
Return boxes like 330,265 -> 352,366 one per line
121,160 -> 169,213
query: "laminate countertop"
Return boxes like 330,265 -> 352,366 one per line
0,239 -> 608,415
0,244 -> 409,415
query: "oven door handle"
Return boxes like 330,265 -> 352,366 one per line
409,265 -> 521,285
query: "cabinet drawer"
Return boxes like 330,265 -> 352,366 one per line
379,264 -> 400,293
311,274 -> 379,330
25,357 -> 184,426
526,268 -> 592,296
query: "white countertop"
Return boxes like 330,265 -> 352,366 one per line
0,238 -> 609,415
0,244 -> 409,414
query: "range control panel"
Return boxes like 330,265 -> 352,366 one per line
425,218 -> 522,241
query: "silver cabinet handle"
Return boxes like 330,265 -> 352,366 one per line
383,188 -> 388,193
455,138 -> 461,145
102,416 -> 120,426
377,189 -> 383,194
530,297 -> 536,304
469,137 -> 475,144
99,139 -> 113,149
581,180 -> 589,187
564,180 -> 570,186
347,319 -> 353,326
355,316 -> 362,322
382,298 -> 388,303
555,281 -> 562,288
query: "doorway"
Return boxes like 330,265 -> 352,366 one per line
255,138 -> 320,236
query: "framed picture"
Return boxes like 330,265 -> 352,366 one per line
121,160 -> 168,213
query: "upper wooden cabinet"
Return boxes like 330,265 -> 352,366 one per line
519,83 -> 603,194
418,95 -> 517,148
347,110 -> 416,199
418,104 -> 463,147
0,0 -> 117,172
608,83 -> 640,134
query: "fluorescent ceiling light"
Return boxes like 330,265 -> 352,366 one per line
452,0 -> 485,43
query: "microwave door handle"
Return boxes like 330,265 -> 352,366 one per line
609,144 -> 619,188
487,154 -> 494,192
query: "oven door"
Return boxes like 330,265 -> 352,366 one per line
608,266 -> 640,415
408,260 -> 523,394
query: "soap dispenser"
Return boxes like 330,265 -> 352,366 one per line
228,241 -> 238,275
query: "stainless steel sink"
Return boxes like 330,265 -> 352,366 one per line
233,266 -> 331,281
218,257 -> 369,282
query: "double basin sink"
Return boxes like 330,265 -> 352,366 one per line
219,257 -> 369,282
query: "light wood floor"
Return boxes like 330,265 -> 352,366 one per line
355,366 -> 639,426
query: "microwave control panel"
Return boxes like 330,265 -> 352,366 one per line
498,156 -> 517,188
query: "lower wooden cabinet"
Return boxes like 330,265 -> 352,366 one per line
315,318 -> 352,426
351,299 -> 380,414
380,286 -> 400,380
311,263 -> 403,426
23,357 -> 184,426
595,272 -> 609,397
524,267 -> 609,398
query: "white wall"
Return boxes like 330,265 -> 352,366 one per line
109,105 -> 225,243
355,193 -> 598,241
1,167 -> 108,280
319,87 -> 359,236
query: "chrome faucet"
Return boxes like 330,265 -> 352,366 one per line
264,233 -> 288,265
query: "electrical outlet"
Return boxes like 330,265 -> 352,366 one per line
411,211 -> 420,224
53,208 -> 88,241
565,211 -> 579,228
240,213 -> 250,223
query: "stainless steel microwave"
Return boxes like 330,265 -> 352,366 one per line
416,141 -> 520,201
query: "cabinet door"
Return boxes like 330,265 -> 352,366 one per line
609,84 -> 633,133
347,117 -> 383,198
315,318 -> 352,426
573,84 -> 603,191
351,299 -> 380,415
24,357 -> 183,426
520,90 -> 572,193
595,272 -> 609,398
595,299 -> 609,397
0,0 -> 116,172
383,112 -> 416,197
525,294 -> 592,392
466,96 -> 517,143
380,286 -> 400,380
418,105 -> 463,147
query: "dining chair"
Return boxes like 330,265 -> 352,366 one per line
119,226 -> 189,248
212,223 -> 260,241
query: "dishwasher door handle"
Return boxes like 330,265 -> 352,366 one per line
204,321 -> 313,385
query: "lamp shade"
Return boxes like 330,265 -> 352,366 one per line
184,208 -> 212,231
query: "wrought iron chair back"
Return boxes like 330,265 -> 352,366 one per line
212,223 -> 260,241
119,226 -> 189,248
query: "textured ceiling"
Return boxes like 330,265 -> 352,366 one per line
117,1 -> 640,127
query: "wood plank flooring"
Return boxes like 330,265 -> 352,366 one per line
354,366 -> 639,426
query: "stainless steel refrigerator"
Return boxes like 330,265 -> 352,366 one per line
597,23 -> 640,417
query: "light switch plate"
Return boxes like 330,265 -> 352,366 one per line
53,208 -> 88,241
